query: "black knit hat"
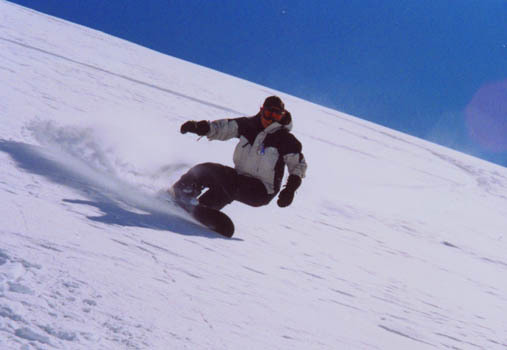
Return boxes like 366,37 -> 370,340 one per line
263,96 -> 285,111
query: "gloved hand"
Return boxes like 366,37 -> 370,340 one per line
180,120 -> 210,136
277,188 -> 295,207
277,175 -> 302,208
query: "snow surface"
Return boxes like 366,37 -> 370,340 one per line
1,2 -> 507,349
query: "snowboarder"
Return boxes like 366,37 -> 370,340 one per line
170,96 -> 307,235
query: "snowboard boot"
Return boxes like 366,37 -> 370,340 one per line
169,180 -> 204,211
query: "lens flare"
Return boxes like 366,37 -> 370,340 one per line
465,80 -> 507,153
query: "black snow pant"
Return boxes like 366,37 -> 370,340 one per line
174,162 -> 276,210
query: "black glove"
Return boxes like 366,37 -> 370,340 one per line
180,120 -> 210,136
277,175 -> 302,208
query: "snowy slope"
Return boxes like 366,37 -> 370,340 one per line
1,2 -> 507,349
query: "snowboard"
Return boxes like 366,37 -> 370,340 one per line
190,205 -> 235,238
163,189 -> 235,238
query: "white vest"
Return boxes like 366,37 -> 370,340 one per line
207,119 -> 306,194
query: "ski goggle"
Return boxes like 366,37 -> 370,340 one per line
262,107 -> 284,121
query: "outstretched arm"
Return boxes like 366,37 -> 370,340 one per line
206,119 -> 240,141
180,119 -> 240,141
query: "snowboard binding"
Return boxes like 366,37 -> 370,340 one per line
168,181 -> 235,238
169,181 -> 203,211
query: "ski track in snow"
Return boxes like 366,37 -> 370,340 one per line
1,2 -> 507,349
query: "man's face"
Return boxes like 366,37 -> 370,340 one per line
260,106 -> 284,128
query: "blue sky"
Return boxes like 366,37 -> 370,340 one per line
9,0 -> 507,166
